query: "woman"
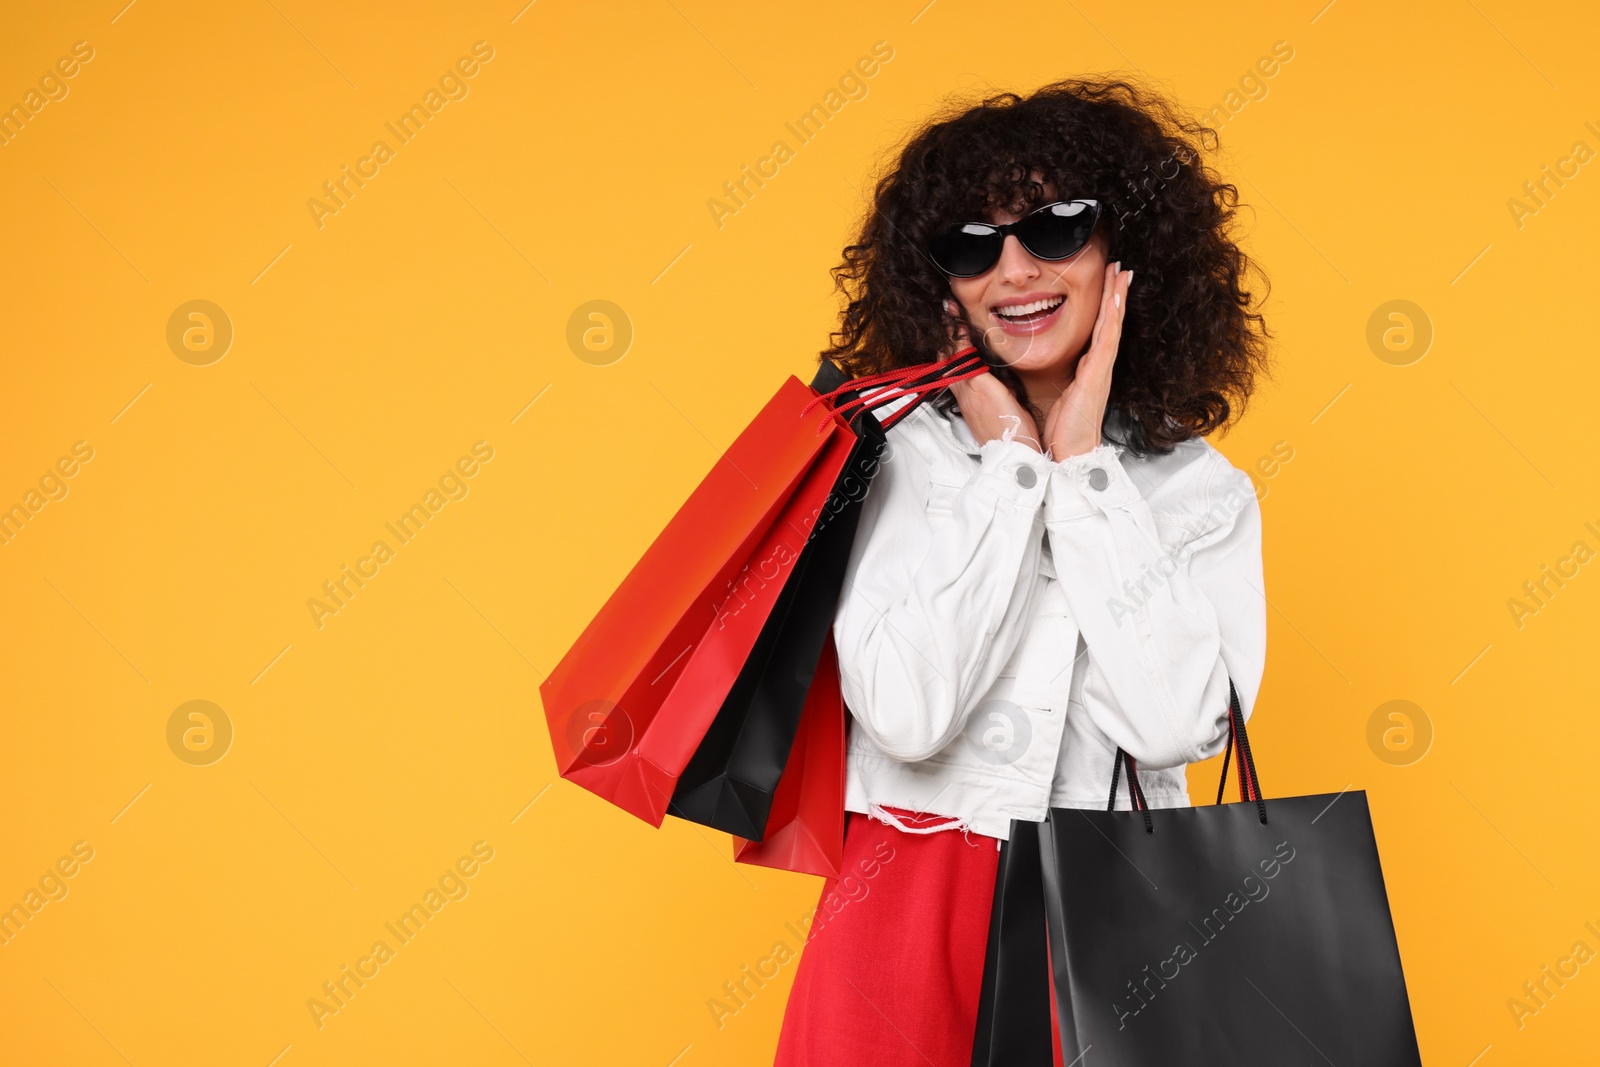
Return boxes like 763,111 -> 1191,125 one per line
775,78 -> 1271,1065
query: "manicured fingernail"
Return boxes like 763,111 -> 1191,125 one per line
1126,270 -> 1134,284
1114,292 -> 1121,308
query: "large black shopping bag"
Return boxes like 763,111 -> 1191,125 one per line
666,352 -> 987,840
972,684 -> 1424,1066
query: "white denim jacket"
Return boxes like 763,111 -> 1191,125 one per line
834,388 -> 1266,841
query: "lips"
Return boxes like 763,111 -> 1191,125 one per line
990,294 -> 1065,335
992,295 -> 1065,321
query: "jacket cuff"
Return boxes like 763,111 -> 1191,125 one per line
1043,444 -> 1142,521
975,436 -> 1053,509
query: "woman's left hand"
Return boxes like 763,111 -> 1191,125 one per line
1045,261 -> 1134,459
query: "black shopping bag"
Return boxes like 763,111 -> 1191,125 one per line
972,684 -> 1424,1066
667,354 -> 982,839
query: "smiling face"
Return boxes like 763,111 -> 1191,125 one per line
945,185 -> 1110,380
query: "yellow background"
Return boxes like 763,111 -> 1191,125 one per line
2,0 -> 1596,1063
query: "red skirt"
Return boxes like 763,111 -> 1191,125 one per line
773,807 -> 1064,1066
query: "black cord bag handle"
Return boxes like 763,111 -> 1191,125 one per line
1109,680 -> 1266,833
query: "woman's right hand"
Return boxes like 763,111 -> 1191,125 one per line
941,298 -> 1043,453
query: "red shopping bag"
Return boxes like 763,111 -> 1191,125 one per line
732,632 -> 848,878
541,377 -> 855,827
541,350 -> 989,843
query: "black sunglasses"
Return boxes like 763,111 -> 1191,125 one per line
928,199 -> 1101,278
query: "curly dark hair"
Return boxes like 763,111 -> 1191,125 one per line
820,76 -> 1271,455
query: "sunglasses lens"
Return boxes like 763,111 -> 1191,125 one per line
1016,201 -> 1098,260
930,223 -> 1003,278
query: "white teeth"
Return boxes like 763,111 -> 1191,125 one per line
994,295 -> 1065,318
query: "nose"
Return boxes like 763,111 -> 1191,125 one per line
995,234 -> 1040,286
